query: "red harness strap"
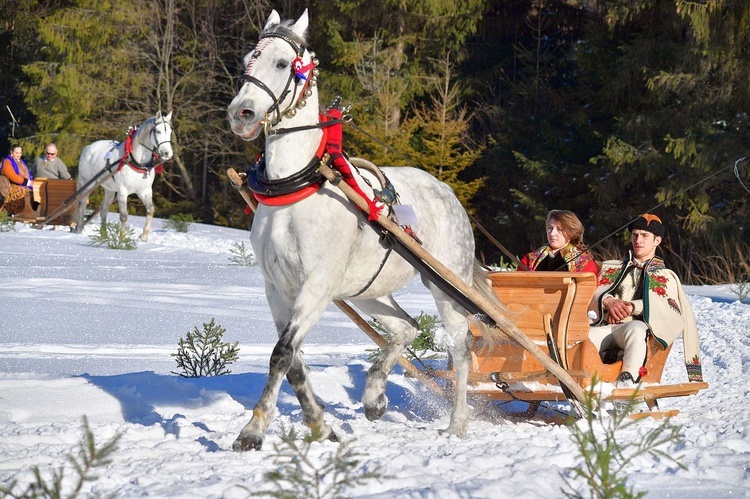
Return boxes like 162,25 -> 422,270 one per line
253,183 -> 322,206
324,109 -> 382,221
251,126 -> 329,208
250,112 -> 382,219
116,127 -> 163,175
116,129 -> 136,173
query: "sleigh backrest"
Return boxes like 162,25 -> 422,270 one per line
476,271 -> 597,343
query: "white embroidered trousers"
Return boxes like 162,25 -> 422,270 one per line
589,321 -> 649,380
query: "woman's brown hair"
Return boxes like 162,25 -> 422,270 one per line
547,209 -> 586,249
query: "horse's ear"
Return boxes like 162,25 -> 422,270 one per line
290,9 -> 309,38
166,111 -> 172,122
263,9 -> 281,31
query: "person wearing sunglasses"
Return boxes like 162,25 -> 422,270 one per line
32,143 -> 71,180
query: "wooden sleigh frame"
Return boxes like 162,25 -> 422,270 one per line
8,178 -> 79,227
436,271 -> 709,416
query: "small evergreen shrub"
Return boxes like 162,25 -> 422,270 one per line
730,280 -> 750,304
228,240 -> 256,266
367,311 -> 444,364
561,377 -> 685,498
163,213 -> 199,233
492,256 -> 518,271
87,222 -> 138,250
0,210 -> 16,232
0,416 -> 121,498
172,318 -> 240,377
252,425 -> 384,499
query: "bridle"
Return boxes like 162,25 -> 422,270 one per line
238,28 -> 319,132
151,117 -> 173,153
129,117 -> 173,171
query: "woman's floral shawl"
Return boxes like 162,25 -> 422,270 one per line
521,243 -> 597,272
591,253 -> 703,382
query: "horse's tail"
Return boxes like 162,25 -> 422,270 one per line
470,260 -> 515,349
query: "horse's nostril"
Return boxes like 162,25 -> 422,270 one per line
240,109 -> 255,121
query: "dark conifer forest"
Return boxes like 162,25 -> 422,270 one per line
2,0 -> 748,283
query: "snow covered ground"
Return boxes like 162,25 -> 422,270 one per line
1,216 -> 748,498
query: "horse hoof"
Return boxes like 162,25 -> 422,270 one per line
440,425 -> 467,438
364,396 -> 387,421
232,434 -> 264,451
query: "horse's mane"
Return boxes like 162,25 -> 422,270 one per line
260,21 -> 308,48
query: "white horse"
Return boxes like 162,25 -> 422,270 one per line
75,111 -> 174,241
227,10 -> 506,451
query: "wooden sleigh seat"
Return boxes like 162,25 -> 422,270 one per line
11,178 -> 78,226
462,271 -> 708,410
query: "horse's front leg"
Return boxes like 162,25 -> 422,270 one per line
287,351 -> 337,442
233,285 -> 332,451
353,296 -> 420,421
138,189 -> 154,241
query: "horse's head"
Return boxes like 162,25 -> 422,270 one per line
227,9 -> 318,141
151,111 -> 174,161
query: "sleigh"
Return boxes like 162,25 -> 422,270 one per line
10,178 -> 79,227
435,270 -> 709,417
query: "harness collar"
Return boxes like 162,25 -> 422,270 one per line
114,121 -> 169,175
247,123 -> 329,205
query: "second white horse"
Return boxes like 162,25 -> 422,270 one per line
76,111 -> 173,241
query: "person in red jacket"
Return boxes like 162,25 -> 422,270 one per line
518,209 -> 597,272
1,145 -> 33,215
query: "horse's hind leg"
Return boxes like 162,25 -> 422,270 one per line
351,295 -> 419,421
74,181 -> 89,233
425,284 -> 472,437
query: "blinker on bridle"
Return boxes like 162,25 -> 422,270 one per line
238,30 -> 320,130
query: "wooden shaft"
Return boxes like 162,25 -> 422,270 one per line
468,213 -> 528,270
226,168 -> 445,397
227,168 -> 258,212
333,299 -> 445,396
317,163 -> 588,404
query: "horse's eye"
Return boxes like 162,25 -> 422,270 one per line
276,60 -> 288,70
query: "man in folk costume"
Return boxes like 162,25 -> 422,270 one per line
588,214 -> 703,387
